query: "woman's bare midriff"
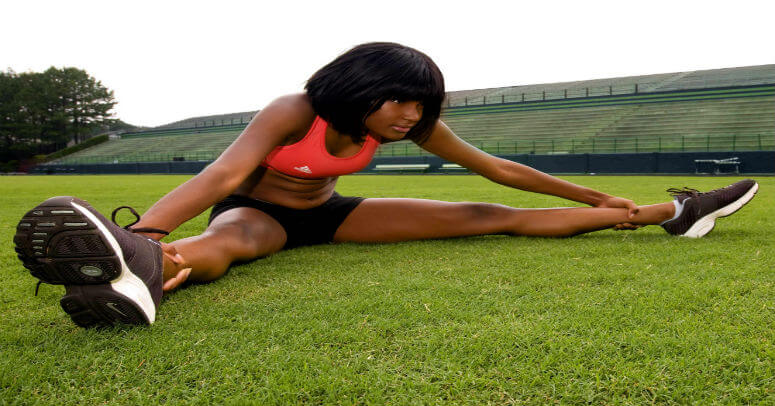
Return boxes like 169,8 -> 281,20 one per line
229,97 -> 378,210
232,165 -> 339,210
230,108 -> 372,210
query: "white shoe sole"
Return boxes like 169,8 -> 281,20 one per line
70,201 -> 157,323
682,182 -> 759,238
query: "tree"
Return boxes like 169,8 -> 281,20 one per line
0,69 -> 37,162
0,67 -> 118,167
0,71 -> 18,159
43,67 -> 117,144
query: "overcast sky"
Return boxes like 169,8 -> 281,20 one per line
2,0 -> 772,127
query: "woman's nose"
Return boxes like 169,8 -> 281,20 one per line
403,102 -> 422,121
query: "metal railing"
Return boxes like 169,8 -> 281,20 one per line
50,150 -> 224,164
375,133 -> 774,157
445,83 -> 775,108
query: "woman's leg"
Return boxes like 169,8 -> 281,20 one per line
334,198 -> 675,243
162,207 -> 287,284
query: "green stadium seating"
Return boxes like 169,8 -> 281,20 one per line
154,111 -> 257,130
445,65 -> 775,106
50,65 -> 775,164
54,128 -> 241,164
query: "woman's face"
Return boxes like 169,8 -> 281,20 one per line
363,99 -> 424,141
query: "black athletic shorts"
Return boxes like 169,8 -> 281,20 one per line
208,192 -> 365,249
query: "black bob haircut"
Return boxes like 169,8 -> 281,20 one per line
305,42 -> 445,144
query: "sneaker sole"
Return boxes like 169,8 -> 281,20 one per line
61,285 -> 151,327
15,196 -> 157,325
15,197 -> 122,284
682,181 -> 759,238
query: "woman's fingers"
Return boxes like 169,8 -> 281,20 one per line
163,268 -> 192,292
597,196 -> 640,219
626,200 -> 640,219
161,242 -> 185,265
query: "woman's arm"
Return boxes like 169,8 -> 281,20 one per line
132,94 -> 314,239
419,120 -> 638,214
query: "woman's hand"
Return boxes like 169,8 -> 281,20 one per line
163,268 -> 191,292
596,196 -> 643,230
160,243 -> 191,292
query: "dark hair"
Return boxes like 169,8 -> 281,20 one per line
305,42 -> 445,144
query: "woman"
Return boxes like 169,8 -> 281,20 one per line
15,43 -> 758,327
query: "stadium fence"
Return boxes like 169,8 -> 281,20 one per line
31,151 -> 775,175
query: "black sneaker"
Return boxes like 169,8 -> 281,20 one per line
14,196 -> 163,327
661,179 -> 759,238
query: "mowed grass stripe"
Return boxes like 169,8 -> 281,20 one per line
1,175 -> 773,404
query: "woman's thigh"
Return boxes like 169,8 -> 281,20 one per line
333,198 -> 513,243
186,207 -> 288,260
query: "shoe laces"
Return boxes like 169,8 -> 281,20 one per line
111,206 -> 169,235
667,182 -> 736,199
666,187 -> 701,198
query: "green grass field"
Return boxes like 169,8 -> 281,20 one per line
1,175 -> 773,404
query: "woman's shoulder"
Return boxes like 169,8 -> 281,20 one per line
265,94 -> 315,120
265,93 -> 317,134
257,93 -> 317,137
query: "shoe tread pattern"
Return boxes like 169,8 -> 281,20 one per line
14,197 -> 121,285
60,285 -> 149,327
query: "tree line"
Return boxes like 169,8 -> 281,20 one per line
0,67 -> 133,171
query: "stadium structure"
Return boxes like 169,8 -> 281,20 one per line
34,65 -> 775,175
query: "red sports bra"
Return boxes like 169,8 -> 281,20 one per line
261,116 -> 380,179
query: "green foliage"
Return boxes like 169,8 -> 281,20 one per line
0,67 -> 117,165
42,134 -> 109,162
1,175 -> 773,404
102,119 -> 138,134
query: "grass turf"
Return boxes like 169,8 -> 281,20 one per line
1,175 -> 773,404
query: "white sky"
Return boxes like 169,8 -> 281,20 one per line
2,0 -> 773,127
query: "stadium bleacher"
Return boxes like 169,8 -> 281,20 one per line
444,64 -> 775,106
154,111 -> 257,130
47,65 -> 775,166
57,127 -> 242,163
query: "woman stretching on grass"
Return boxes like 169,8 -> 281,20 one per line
15,42 -> 758,327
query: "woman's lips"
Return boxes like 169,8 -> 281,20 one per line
391,125 -> 411,133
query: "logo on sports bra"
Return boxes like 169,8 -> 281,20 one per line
294,165 -> 312,174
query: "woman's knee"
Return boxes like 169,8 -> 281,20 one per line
205,220 -> 285,259
455,203 -> 578,237
453,202 -> 512,224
